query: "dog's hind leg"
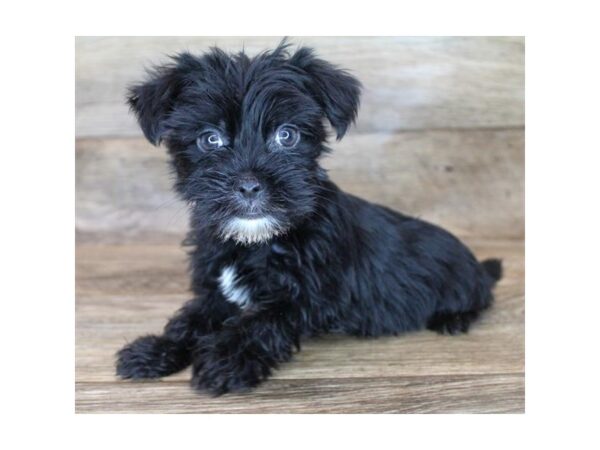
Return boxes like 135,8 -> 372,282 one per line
426,310 -> 481,335
426,258 -> 503,335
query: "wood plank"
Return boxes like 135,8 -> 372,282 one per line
75,239 -> 524,412
76,374 -> 524,413
76,128 -> 524,243
75,36 -> 524,138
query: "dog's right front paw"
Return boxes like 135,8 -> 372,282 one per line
190,333 -> 274,395
116,335 -> 190,379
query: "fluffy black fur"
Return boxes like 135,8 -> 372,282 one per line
116,42 -> 502,395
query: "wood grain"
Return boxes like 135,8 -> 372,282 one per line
75,238 -> 524,413
76,128 -> 524,243
75,36 -> 524,138
76,375 -> 524,413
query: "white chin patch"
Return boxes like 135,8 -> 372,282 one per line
220,216 -> 282,245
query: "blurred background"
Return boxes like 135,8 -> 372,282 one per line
75,37 -> 524,413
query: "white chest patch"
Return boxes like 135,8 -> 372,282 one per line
218,265 -> 251,308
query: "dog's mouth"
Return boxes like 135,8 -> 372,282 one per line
219,215 -> 286,246
237,211 -> 265,219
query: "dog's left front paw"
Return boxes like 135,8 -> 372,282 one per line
191,335 -> 274,395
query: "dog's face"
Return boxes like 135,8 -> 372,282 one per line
128,44 -> 361,245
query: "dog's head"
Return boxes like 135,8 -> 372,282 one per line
128,42 -> 361,245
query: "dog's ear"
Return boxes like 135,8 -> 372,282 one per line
291,47 -> 362,140
127,58 -> 189,145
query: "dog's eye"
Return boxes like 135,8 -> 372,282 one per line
274,125 -> 300,149
197,131 -> 225,151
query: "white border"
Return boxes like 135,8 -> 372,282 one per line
3,0 -> 600,448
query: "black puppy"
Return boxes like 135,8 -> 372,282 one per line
116,42 -> 502,395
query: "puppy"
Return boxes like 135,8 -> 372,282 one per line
116,42 -> 502,395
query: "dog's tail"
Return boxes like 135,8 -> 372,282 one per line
481,258 -> 503,285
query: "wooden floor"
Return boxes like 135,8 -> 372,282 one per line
75,237 -> 524,413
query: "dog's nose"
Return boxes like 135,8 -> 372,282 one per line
237,176 -> 263,199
